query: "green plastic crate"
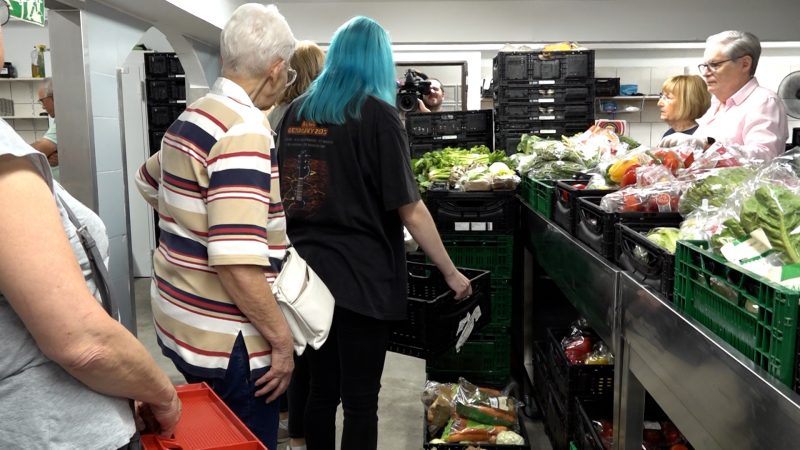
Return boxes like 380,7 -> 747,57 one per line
522,177 -> 554,218
674,240 -> 800,387
490,277 -> 513,326
426,325 -> 511,386
440,234 -> 514,280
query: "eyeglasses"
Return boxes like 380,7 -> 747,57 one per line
285,68 -> 297,87
38,95 -> 52,105
698,57 -> 740,73
658,92 -> 674,102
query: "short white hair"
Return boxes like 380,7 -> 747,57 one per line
706,30 -> 761,77
220,4 -> 296,79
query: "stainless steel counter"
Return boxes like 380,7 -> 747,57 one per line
520,198 -> 800,450
520,200 -> 618,347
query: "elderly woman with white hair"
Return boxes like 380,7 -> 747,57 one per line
135,4 -> 297,449
661,30 -> 788,161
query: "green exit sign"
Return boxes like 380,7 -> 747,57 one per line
8,0 -> 45,26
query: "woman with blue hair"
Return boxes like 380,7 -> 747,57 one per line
277,16 -> 472,450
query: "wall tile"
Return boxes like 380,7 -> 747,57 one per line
616,67 -> 652,96
10,82 -> 32,102
651,124 -> 670,147
97,170 -> 127,238
94,117 -> 123,172
90,72 -> 119,119
13,103 -> 34,117
595,67 -> 617,78
650,66 -> 688,94
0,83 -> 12,98
17,130 -> 35,142
13,118 -> 34,130
629,122 -> 652,147
640,99 -> 663,123
33,117 -> 50,132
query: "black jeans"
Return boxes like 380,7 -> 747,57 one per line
288,351 -> 310,438
304,306 -> 390,450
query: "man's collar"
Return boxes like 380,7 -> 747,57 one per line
728,77 -> 759,106
211,77 -> 257,108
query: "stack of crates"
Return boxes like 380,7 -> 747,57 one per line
493,49 -> 596,155
145,52 -> 186,156
424,193 -> 516,387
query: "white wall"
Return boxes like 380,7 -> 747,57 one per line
3,20 -> 50,78
273,0 -> 800,44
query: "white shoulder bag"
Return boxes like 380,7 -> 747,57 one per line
273,247 -> 335,355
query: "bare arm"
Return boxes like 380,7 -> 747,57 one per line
398,200 -> 472,299
135,151 -> 161,209
216,264 -> 294,402
0,157 -> 179,434
31,138 -> 57,158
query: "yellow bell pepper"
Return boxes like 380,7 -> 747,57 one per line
607,159 -> 640,184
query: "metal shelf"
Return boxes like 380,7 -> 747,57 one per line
0,77 -> 47,82
520,199 -> 619,346
2,115 -> 50,119
616,273 -> 800,450
519,196 -> 800,450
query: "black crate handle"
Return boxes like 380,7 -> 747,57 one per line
619,230 -> 663,278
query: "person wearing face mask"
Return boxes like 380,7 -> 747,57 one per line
658,75 -> 711,138
134,4 -> 296,449
660,31 -> 788,161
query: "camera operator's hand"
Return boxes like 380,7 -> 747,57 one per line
417,99 -> 431,113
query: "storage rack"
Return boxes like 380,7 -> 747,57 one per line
519,198 -> 800,450
144,52 -> 186,156
493,50 -> 596,154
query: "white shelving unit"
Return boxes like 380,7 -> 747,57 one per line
595,95 -> 660,118
0,77 -> 51,142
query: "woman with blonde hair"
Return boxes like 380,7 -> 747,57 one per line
268,40 -> 325,128
658,74 -> 711,137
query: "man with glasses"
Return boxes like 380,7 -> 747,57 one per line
134,4 -> 296,450
31,78 -> 59,179
661,30 -> 787,161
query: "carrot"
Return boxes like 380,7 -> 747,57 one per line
478,387 -> 502,397
447,430 -> 492,443
475,405 -> 516,423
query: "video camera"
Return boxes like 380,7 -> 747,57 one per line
396,69 -> 432,113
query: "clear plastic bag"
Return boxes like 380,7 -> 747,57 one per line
599,182 -> 686,213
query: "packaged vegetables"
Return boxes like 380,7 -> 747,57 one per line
422,378 -> 524,446
412,145 -> 517,193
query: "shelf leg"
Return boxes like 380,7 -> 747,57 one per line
614,338 -> 646,450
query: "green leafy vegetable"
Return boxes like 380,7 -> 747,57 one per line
646,227 -> 680,254
679,167 -> 757,215
739,185 -> 800,263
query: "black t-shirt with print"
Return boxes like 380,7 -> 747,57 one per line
277,95 -> 420,321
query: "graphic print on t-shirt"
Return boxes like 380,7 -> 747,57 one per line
282,120 -> 331,218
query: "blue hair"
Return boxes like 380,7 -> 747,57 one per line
297,16 -> 396,125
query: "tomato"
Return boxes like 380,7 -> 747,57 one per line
623,194 -> 642,212
620,165 -> 639,187
564,336 -> 592,364
643,429 -> 662,446
573,183 -> 587,190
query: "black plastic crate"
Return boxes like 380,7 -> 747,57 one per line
614,223 -> 676,301
149,130 -> 165,154
145,53 -> 169,77
494,50 -> 595,84
494,132 -> 524,155
407,110 -> 493,141
496,102 -> 593,121
574,398 -> 613,450
167,53 -> 184,76
594,78 -> 620,97
575,197 -> 683,259
439,234 -> 514,280
553,180 -> 616,235
147,105 -> 175,128
494,83 -> 594,105
388,262 -> 491,359
496,120 -> 592,139
426,324 -> 512,386
546,328 -> 614,404
425,190 -> 517,234
146,79 -> 186,104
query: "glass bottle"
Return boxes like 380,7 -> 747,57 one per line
30,47 -> 39,78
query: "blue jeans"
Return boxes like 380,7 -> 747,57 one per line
179,333 -> 280,450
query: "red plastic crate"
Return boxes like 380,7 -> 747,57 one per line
141,383 -> 266,450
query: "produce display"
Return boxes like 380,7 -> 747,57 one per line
422,378 -> 525,446
412,146 -> 518,193
560,319 -> 614,365
591,417 -> 693,450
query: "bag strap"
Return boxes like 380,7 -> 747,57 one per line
55,192 -> 118,320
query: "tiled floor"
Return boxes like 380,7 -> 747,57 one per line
133,278 -> 552,449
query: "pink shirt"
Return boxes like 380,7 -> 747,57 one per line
696,77 -> 788,161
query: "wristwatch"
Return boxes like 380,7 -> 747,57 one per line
0,1 -> 9,26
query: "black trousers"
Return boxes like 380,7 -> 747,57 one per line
304,306 -> 390,450
288,351 -> 310,438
